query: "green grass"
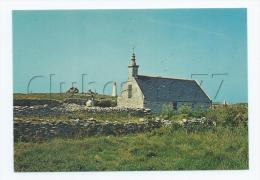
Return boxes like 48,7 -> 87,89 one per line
14,127 -> 248,171
14,93 -> 249,171
14,93 -> 116,102
14,93 -> 131,122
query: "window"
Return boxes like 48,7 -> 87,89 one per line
128,84 -> 132,98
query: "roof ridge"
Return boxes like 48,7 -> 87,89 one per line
137,74 -> 194,81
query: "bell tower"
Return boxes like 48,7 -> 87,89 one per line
128,50 -> 139,79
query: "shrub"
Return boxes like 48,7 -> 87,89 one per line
161,103 -> 247,128
190,106 -> 208,118
160,104 -> 176,119
206,104 -> 248,128
95,100 -> 117,107
177,105 -> 208,118
161,104 -> 208,121
171,113 -> 188,122
178,105 -> 193,115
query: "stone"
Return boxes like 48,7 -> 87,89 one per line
139,118 -> 145,122
86,100 -> 94,107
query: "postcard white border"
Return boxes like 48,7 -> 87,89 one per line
1,0 -> 260,180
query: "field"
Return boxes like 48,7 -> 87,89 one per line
14,93 -> 117,102
14,93 -> 249,171
14,127 -> 248,171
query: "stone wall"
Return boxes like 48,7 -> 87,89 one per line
143,100 -> 165,113
14,99 -> 62,107
14,119 -> 162,142
143,100 -> 212,113
63,98 -> 88,105
14,117 -> 215,142
14,103 -> 152,117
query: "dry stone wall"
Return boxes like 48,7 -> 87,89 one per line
14,99 -> 215,142
14,104 -> 152,117
14,117 -> 215,142
63,98 -> 88,105
14,99 -> 62,107
14,119 -> 162,142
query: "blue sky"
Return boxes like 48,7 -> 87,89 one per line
13,9 -> 247,103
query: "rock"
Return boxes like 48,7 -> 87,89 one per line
139,118 -> 145,122
86,100 -> 94,107
72,119 -> 79,123
162,120 -> 172,126
176,117 -> 216,130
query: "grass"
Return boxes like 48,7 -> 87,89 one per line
14,93 -> 131,122
14,93 -> 116,102
14,127 -> 248,171
14,93 -> 249,171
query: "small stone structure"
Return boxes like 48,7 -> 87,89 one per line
117,53 -> 212,112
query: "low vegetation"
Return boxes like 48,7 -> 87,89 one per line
14,93 -> 117,107
161,103 -> 248,128
14,127 -> 248,171
14,93 -> 115,101
14,93 -> 248,171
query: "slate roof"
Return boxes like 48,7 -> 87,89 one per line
135,75 -> 211,103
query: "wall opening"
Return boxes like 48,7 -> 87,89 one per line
172,101 -> 177,110
128,84 -> 132,98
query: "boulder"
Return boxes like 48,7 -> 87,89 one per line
86,100 -> 95,107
